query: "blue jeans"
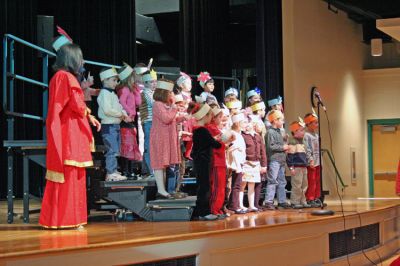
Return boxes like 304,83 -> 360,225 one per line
142,121 -> 153,174
101,124 -> 120,174
265,161 -> 287,204
166,164 -> 179,193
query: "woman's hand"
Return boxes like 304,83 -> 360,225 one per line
88,115 -> 101,132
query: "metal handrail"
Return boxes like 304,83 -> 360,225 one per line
321,149 -> 348,188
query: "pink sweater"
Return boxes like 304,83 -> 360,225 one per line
118,86 -> 142,118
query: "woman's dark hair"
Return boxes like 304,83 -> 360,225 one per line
52,43 -> 83,76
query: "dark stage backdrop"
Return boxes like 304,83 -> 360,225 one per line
179,0 -> 231,100
256,0 -> 283,102
0,0 -> 136,199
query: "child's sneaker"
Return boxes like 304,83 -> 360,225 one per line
106,172 -> 127,182
277,202 -> 291,209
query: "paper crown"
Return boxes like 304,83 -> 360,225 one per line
134,58 -> 153,75
142,69 -> 157,82
226,100 -> 242,109
174,94 -> 184,102
231,113 -> 245,123
193,104 -> 211,120
157,80 -> 174,91
250,101 -> 266,112
195,95 -> 205,103
267,95 -> 283,107
267,110 -> 284,123
247,87 -> 261,99
304,112 -> 318,124
176,72 -> 192,86
289,117 -> 306,132
224,87 -> 238,97
212,106 -> 222,116
100,67 -> 119,81
52,26 -> 73,51
197,71 -> 212,88
118,63 -> 134,81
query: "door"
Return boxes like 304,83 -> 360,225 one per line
368,120 -> 400,197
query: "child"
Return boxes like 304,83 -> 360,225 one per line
197,71 -> 218,105
224,87 -> 239,105
117,63 -> 142,179
287,119 -> 311,209
265,95 -> 283,129
191,104 -> 222,220
303,112 -> 322,208
139,69 -> 157,177
227,113 -> 247,214
246,88 -> 262,107
205,107 -> 231,217
250,101 -> 267,142
150,79 -> 186,199
240,115 -> 267,212
97,67 -> 129,181
176,72 -> 193,103
263,110 -> 290,210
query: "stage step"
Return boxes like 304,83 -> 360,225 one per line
147,196 -> 197,207
89,178 -> 195,222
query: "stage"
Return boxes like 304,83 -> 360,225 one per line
0,199 -> 399,266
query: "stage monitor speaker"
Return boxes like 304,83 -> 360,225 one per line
37,15 -> 54,56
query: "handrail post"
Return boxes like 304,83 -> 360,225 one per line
8,40 -> 14,140
3,36 -> 7,112
42,53 -> 48,139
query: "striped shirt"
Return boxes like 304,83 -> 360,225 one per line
139,88 -> 154,123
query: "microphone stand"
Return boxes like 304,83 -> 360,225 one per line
311,93 -> 334,216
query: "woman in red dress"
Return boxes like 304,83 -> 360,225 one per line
39,43 -> 100,229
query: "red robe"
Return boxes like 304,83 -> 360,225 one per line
39,70 -> 94,229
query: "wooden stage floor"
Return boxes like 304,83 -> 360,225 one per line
0,198 -> 399,265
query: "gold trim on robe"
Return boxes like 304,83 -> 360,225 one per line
64,160 -> 93,167
39,222 -> 87,229
46,169 -> 65,183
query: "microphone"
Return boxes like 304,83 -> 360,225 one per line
314,91 -> 327,111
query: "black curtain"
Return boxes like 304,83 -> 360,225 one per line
0,0 -> 136,199
179,0 -> 230,99
256,0 -> 283,102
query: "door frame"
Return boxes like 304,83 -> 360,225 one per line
368,118 -> 400,196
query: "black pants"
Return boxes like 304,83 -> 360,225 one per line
193,160 -> 211,217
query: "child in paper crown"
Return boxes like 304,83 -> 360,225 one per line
240,115 -> 267,212
150,79 -> 187,199
167,93 -> 189,197
224,87 -> 239,105
191,104 -> 222,220
205,107 -> 234,217
265,95 -> 283,129
198,71 -> 218,105
263,110 -> 290,210
97,67 -> 130,181
176,72 -> 193,104
139,69 -> 158,176
303,111 -> 323,208
246,88 -> 262,107
117,63 -> 142,179
287,118 -> 312,209
227,112 -> 247,214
